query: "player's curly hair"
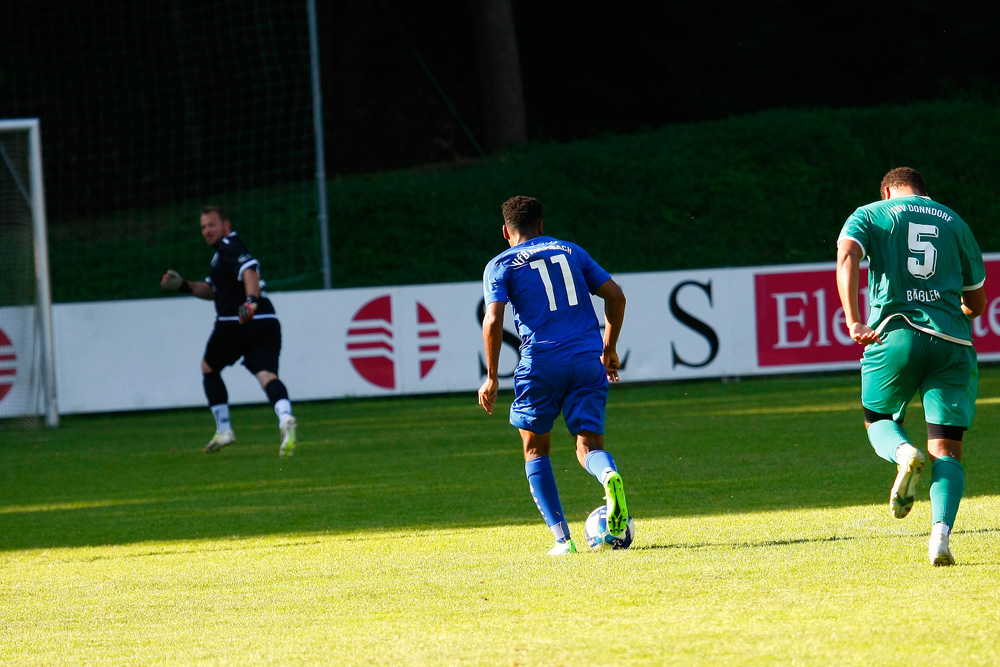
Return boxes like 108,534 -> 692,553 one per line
501,195 -> 543,233
880,167 -> 927,196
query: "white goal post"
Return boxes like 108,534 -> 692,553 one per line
0,118 -> 58,427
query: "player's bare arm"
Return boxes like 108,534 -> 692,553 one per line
478,300 -> 506,414
835,239 -> 882,346
962,286 -> 987,319
594,278 -> 626,382
160,270 -> 213,300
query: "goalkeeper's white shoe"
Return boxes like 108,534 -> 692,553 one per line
929,523 -> 955,566
279,416 -> 297,457
890,444 -> 925,519
204,429 -> 235,453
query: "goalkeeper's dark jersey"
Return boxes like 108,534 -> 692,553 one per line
205,232 -> 276,320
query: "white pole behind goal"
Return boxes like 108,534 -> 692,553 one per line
306,0 -> 332,290
0,118 -> 58,426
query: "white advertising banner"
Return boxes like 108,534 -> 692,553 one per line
2,255 -> 999,416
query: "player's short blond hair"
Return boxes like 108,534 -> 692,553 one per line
200,205 -> 230,222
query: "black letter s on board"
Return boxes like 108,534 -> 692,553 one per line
670,281 -> 719,369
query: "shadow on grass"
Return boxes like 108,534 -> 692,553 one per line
632,534 -> 866,551
2,370 -> 999,552
631,526 -> 1000,568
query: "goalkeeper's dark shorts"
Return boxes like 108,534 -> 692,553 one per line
204,316 -> 282,375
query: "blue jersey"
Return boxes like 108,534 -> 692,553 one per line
483,236 -> 611,368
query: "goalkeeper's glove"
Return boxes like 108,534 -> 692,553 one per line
161,270 -> 192,293
238,295 -> 258,324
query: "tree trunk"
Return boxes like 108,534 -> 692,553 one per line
472,0 -> 526,153
331,0 -> 372,171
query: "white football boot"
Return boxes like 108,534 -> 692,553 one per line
929,523 -> 955,566
279,416 -> 297,457
204,429 -> 236,453
546,539 -> 578,556
890,444 -> 925,519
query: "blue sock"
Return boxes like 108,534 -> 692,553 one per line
524,457 -> 570,541
866,420 -> 910,463
584,450 -> 618,483
930,456 -> 965,528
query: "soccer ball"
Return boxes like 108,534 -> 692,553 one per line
583,505 -> 635,551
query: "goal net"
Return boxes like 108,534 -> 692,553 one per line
0,119 -> 58,427
0,2 -> 325,306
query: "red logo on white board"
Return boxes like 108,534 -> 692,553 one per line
346,295 -> 440,389
0,328 -> 16,403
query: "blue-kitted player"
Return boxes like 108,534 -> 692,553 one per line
478,195 -> 629,555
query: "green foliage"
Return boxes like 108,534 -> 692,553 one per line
3,370 -> 1000,664
47,99 -> 1000,303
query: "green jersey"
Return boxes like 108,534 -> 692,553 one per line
838,195 -> 985,345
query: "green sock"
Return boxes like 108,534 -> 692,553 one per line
930,456 -> 965,528
866,420 -> 909,464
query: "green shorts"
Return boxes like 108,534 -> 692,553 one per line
860,320 -> 978,428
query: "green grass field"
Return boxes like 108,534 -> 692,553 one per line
3,369 -> 1000,666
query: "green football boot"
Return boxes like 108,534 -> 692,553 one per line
603,470 -> 629,537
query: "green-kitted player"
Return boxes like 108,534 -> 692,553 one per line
836,167 -> 986,566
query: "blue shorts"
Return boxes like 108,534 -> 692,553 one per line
509,359 -> 608,435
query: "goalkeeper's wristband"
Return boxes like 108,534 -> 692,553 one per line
178,280 -> 193,294
244,295 -> 258,305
